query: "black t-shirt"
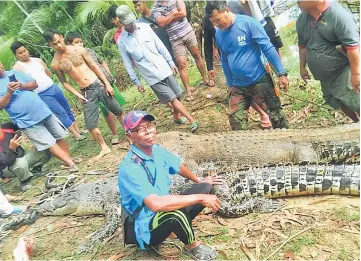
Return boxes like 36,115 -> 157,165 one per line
0,122 -> 24,177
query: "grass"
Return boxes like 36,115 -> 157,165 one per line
333,207 -> 360,222
337,247 -> 355,260
283,233 -> 317,253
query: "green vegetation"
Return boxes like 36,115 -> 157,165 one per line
283,233 -> 317,253
334,207 -> 360,222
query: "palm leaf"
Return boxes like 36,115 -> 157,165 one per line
19,8 -> 50,38
0,36 -> 16,70
75,1 -> 113,24
75,0 -> 137,25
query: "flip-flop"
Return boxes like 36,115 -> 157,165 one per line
186,94 -> 195,102
189,122 -> 199,133
184,243 -> 217,260
174,117 -> 187,125
203,79 -> 215,87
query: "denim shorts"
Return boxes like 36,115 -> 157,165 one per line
22,114 -> 68,151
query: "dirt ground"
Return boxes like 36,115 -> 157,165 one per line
0,67 -> 359,260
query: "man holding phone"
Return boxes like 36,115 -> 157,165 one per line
0,61 -> 79,174
0,122 -> 51,191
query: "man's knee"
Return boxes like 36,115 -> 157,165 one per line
198,182 -> 214,194
191,50 -> 202,60
11,158 -> 28,171
176,58 -> 187,70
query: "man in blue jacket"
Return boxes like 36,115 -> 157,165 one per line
205,1 -> 289,130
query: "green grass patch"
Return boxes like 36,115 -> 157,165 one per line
333,207 -> 360,222
283,233 -> 317,253
337,247 -> 355,260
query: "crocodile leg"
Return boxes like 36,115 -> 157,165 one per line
1,210 -> 39,232
220,197 -> 284,218
78,205 -> 122,253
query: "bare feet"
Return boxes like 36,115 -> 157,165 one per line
95,148 -> 112,161
260,114 -> 272,129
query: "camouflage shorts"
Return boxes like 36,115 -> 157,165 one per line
228,74 -> 289,130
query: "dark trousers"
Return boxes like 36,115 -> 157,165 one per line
149,183 -> 214,246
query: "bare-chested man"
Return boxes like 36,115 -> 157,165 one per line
42,29 -> 125,161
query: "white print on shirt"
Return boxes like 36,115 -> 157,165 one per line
238,35 -> 246,46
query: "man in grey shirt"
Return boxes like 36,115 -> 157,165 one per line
116,5 -> 198,132
297,0 -> 360,122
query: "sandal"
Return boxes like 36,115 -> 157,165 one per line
111,136 -> 120,145
186,94 -> 195,102
203,79 -> 215,87
184,243 -> 217,260
189,122 -> 199,133
174,117 -> 187,125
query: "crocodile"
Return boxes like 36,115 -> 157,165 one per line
1,162 -> 359,252
157,123 -> 360,168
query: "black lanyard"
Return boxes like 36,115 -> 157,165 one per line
131,149 -> 156,186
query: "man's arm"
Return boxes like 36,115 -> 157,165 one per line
51,63 -> 87,101
18,80 -> 37,91
144,193 -> 220,213
11,65 -> 38,91
249,19 -> 285,75
153,7 -> 175,27
347,48 -> 360,92
118,44 -> 142,87
0,151 -> 18,168
219,43 -> 234,87
172,0 -> 187,21
296,16 -> 311,83
0,135 -> 22,167
204,16 -> 215,72
332,9 -> 360,92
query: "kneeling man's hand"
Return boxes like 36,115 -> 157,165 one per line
9,135 -> 22,151
201,194 -> 221,213
201,175 -> 223,185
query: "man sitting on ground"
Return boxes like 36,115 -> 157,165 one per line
118,110 -> 222,260
0,122 -> 51,191
0,61 -> 78,173
43,29 -> 125,160
115,6 -> 199,132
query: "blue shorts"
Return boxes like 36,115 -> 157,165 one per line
38,84 -> 75,129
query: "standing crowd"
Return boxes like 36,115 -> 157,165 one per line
0,1 -> 359,260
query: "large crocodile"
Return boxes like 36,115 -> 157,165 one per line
158,123 -> 360,167
1,163 -> 359,252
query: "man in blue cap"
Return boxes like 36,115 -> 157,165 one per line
118,110 -> 222,260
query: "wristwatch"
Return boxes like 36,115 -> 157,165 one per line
278,72 -> 288,77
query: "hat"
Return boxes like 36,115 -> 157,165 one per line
116,5 -> 136,25
124,111 -> 155,132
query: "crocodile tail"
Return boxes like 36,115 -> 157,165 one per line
230,163 -> 360,199
1,210 -> 39,232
